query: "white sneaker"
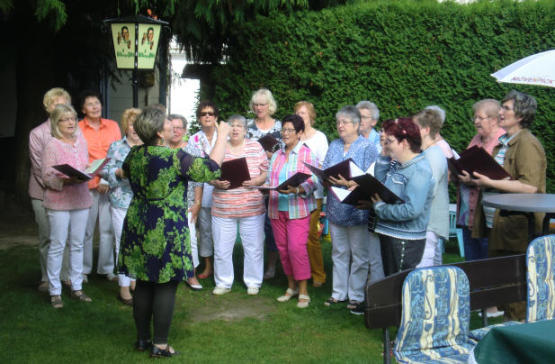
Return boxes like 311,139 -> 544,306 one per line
247,287 -> 259,295
212,286 -> 231,295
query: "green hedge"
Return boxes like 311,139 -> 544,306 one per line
208,0 -> 555,192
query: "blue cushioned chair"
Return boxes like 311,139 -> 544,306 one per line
526,234 -> 555,322
394,266 -> 476,363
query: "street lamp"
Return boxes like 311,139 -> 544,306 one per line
104,15 -> 169,107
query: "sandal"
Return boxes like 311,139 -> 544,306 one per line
117,294 -> 133,306
151,344 -> 180,358
276,288 -> 299,302
297,294 -> 311,308
51,295 -> 63,309
347,300 -> 362,310
324,297 -> 346,306
71,290 -> 92,302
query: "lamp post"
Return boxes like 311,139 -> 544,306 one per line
104,15 -> 169,107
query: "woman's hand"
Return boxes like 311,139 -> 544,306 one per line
471,171 -> 492,188
115,168 -> 125,179
278,185 -> 303,195
329,174 -> 358,190
457,170 -> 475,185
217,121 -> 231,138
97,183 -> 109,194
355,200 -> 374,210
370,193 -> 382,204
188,201 -> 201,223
212,179 -> 230,189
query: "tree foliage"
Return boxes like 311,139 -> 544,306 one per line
207,0 -> 555,191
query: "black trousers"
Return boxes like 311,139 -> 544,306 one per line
133,280 -> 178,344
378,234 -> 425,276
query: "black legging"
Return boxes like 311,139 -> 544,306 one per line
133,280 -> 178,344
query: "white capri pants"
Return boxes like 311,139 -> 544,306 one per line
83,189 -> 114,275
198,207 -> 213,258
212,214 -> 265,289
47,208 -> 89,295
417,231 -> 443,268
188,211 -> 199,268
111,206 -> 135,287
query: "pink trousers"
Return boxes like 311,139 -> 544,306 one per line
270,211 -> 311,281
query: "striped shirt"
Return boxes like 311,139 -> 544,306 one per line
211,139 -> 268,218
267,142 -> 317,220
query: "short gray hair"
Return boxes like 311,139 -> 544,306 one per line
168,114 -> 187,130
134,106 -> 166,146
50,104 -> 77,139
336,105 -> 361,125
227,114 -> 247,128
425,105 -> 446,125
249,88 -> 277,115
502,90 -> 537,128
472,99 -> 500,121
356,100 -> 379,121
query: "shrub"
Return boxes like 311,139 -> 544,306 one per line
208,0 -> 555,191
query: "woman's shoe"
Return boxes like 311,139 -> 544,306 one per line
117,294 -> 133,306
51,295 -> 63,309
185,278 -> 203,291
346,300 -> 362,310
71,290 -> 92,302
276,288 -> 299,302
151,345 -> 179,358
297,294 -> 311,308
324,297 -> 346,306
135,339 -> 152,352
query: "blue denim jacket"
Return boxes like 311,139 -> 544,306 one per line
373,154 -> 435,240
323,136 -> 377,226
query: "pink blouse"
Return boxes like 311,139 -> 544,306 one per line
42,137 -> 92,210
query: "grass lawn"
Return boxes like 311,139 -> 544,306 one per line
0,214 -> 489,363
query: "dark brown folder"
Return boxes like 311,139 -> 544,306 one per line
258,134 -> 280,153
331,173 -> 404,207
53,164 -> 92,181
448,146 -> 511,180
256,172 -> 311,191
219,157 -> 251,189
303,159 -> 352,182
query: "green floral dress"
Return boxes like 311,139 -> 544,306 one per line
118,146 -> 221,283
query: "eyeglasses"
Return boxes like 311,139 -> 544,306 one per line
253,103 -> 268,108
473,115 -> 490,122
336,120 -> 353,126
200,112 -> 215,117
281,128 -> 296,134
59,117 -> 76,123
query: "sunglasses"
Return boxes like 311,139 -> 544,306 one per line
200,112 -> 215,117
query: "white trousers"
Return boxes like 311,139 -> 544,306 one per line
198,207 -> 213,258
111,206 -> 135,287
47,208 -> 89,295
32,199 -> 70,282
188,211 -> 199,268
367,231 -> 385,284
83,189 -> 114,275
417,231 -> 443,268
212,214 -> 265,289
330,223 -> 380,302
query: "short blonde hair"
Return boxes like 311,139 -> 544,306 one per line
121,108 -> 142,134
294,101 -> 316,125
249,88 -> 277,115
50,104 -> 77,139
43,88 -> 71,113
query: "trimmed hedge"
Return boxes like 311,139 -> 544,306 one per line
208,0 -> 555,192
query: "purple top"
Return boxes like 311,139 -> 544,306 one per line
42,136 -> 92,210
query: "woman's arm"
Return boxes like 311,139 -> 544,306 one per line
41,142 -> 65,191
374,168 -> 434,222
100,141 -> 121,188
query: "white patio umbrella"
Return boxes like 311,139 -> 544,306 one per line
491,49 -> 555,88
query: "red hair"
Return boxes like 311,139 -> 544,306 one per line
382,117 -> 422,153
